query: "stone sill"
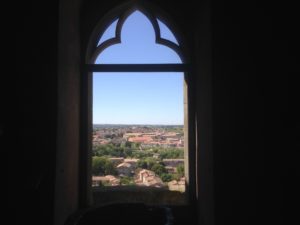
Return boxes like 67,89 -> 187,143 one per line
92,186 -> 188,206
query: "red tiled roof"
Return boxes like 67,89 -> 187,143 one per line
128,136 -> 153,143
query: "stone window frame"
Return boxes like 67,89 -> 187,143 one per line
82,1 -> 196,206
55,0 -> 213,224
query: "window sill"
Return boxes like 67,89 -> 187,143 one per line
92,186 -> 187,206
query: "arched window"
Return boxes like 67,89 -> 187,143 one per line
55,1 -> 215,224
83,2 -> 193,205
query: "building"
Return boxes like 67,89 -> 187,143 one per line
123,133 -> 142,139
165,166 -> 176,174
128,136 -> 153,143
136,169 -> 164,188
116,162 -> 133,176
162,159 -> 184,167
109,157 -> 124,165
92,175 -> 120,186
124,158 -> 139,168
167,177 -> 185,192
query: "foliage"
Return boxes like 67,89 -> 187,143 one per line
130,142 -> 140,149
120,176 -> 135,185
136,158 -> 159,170
176,164 -> 185,177
92,156 -> 117,176
158,148 -> 184,159
152,148 -> 159,153
124,148 -> 132,157
92,142 -> 185,186
101,180 -> 111,186
160,173 -> 173,182
131,150 -> 153,159
137,160 -> 148,169
94,143 -> 184,160
93,144 -> 133,158
171,173 -> 181,181
164,126 -> 184,134
151,163 -> 166,176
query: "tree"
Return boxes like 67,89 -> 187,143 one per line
125,141 -> 132,148
145,157 -> 157,170
152,148 -> 158,153
120,176 -> 135,185
137,159 -> 148,169
151,163 -> 166,176
92,156 -> 117,176
161,173 -> 173,182
103,159 -> 117,175
158,148 -> 184,159
124,148 -> 132,157
92,156 -> 106,175
176,164 -> 184,177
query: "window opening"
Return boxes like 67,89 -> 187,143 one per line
157,19 -> 179,45
86,8 -> 189,205
97,19 -> 119,46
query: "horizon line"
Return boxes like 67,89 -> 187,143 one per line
93,123 -> 183,126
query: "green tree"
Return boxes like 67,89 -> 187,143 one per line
92,156 -> 117,176
137,159 -> 148,169
152,148 -> 158,153
92,156 -> 106,175
125,141 -> 132,148
158,148 -> 184,159
145,157 -> 156,169
103,159 -> 117,175
132,151 -> 153,159
176,164 -> 184,177
161,173 -> 173,182
151,163 -> 166,176
124,148 -> 132,157
172,173 -> 181,181
120,176 -> 135,185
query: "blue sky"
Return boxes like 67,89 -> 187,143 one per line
93,11 -> 183,125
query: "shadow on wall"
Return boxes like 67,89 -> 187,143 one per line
65,202 -> 197,225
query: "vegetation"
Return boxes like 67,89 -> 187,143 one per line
93,144 -> 184,159
158,148 -> 184,159
150,163 -> 166,176
176,164 -> 185,177
93,144 -> 133,158
131,150 -> 153,159
165,126 -> 184,135
136,158 -> 161,171
92,156 -> 117,176
92,125 -> 185,188
160,173 -> 173,182
120,176 -> 135,185
100,180 -> 111,187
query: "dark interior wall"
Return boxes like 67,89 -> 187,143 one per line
212,1 -> 290,225
212,2 -> 266,225
9,1 -> 59,225
8,0 -> 291,225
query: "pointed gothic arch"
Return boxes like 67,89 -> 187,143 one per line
86,1 -> 189,64
55,1 -> 214,224
81,1 -> 195,206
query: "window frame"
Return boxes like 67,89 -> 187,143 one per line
55,1 -> 215,224
81,1 -> 197,206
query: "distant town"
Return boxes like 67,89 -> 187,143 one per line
92,124 -> 185,192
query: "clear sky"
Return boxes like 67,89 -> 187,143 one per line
93,11 -> 183,125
